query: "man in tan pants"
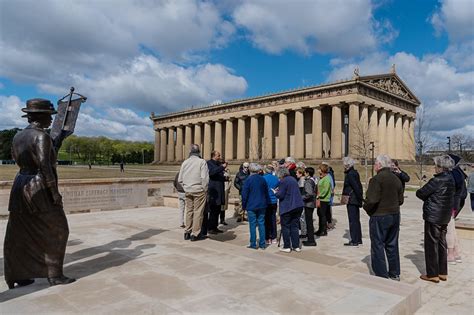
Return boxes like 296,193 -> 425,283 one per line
178,144 -> 209,241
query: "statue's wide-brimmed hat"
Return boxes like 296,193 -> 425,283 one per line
21,98 -> 57,117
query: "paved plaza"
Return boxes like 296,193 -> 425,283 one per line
0,192 -> 472,314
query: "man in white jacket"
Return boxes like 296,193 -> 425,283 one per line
179,144 -> 209,241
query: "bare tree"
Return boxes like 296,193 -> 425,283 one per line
413,105 -> 435,183
350,121 -> 374,186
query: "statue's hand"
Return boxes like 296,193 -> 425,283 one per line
52,192 -> 63,206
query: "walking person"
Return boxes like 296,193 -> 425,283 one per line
234,162 -> 250,222
241,163 -> 270,249
363,154 -> 404,280
342,157 -> 364,246
276,168 -> 304,252
416,155 -> 455,283
178,144 -> 209,241
173,171 -> 186,228
302,167 -> 317,247
263,165 -> 279,245
206,151 -> 227,234
315,164 -> 332,237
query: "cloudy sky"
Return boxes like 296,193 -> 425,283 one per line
0,0 -> 472,142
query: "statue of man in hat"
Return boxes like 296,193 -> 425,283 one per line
4,98 -> 75,289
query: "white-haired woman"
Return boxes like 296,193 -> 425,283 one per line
342,157 -> 364,246
416,155 -> 455,283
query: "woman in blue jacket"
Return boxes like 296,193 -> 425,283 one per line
275,167 -> 304,252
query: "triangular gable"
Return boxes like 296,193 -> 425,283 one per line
360,73 -> 421,105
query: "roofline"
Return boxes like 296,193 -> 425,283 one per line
150,73 -> 420,121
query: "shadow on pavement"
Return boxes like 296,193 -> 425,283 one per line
405,250 -> 426,274
0,228 -> 164,303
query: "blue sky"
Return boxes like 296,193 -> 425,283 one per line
0,0 -> 472,143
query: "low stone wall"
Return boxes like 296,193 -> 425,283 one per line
0,177 -> 174,218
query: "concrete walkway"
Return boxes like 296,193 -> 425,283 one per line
0,192 -> 472,314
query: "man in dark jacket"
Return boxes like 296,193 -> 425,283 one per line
342,157 -> 364,247
416,155 -> 455,283
205,151 -> 227,234
392,160 -> 410,192
363,154 -> 404,281
234,162 -> 250,222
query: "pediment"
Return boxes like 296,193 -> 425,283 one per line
360,74 -> 420,105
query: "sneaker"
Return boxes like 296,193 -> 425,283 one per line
271,239 -> 278,244
279,247 -> 291,253
246,245 -> 257,250
184,232 -> 191,240
447,259 -> 457,265
455,257 -> 462,263
266,240 -> 272,245
302,241 -> 317,246
220,221 -> 228,226
293,248 -> 301,252
315,231 -> 327,236
389,275 -> 400,282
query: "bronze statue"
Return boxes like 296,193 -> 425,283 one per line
4,98 -> 75,289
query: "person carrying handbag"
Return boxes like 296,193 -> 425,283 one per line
342,157 -> 364,246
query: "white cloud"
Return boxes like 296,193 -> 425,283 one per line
37,55 -> 248,114
327,51 -> 474,140
431,0 -> 474,42
232,0 -> 396,56
0,95 -> 25,130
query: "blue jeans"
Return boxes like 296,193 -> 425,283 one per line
248,208 -> 266,249
369,213 -> 400,278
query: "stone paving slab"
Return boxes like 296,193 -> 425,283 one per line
0,191 -> 472,314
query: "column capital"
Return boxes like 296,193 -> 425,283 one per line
378,108 -> 387,113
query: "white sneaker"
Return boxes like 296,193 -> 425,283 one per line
279,247 -> 291,253
293,248 -> 301,252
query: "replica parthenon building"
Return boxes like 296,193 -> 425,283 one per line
150,69 -> 420,163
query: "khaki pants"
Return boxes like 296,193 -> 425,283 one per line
185,191 -> 207,237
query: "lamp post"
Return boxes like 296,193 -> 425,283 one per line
447,136 -> 451,153
344,113 -> 349,157
369,141 -> 375,177
418,140 -> 423,183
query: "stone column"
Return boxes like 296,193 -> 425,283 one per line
348,103 -> 360,156
176,126 -> 183,161
194,124 -> 202,148
160,129 -> 167,162
154,128 -> 160,163
402,116 -> 410,160
378,109 -> 387,155
330,105 -> 342,159
294,109 -> 305,159
237,117 -> 246,160
167,127 -> 175,162
394,114 -> 403,160
386,111 -> 395,158
409,117 -> 416,161
368,107 -> 378,156
250,115 -> 259,160
312,107 -> 322,158
185,125 -> 192,156
214,120 -> 222,154
279,111 -> 288,158
263,114 -> 273,160
203,122 -> 211,160
225,119 -> 234,160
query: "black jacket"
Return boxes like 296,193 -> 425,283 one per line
363,168 -> 404,216
234,167 -> 249,193
207,159 -> 226,206
416,171 -> 455,225
342,167 -> 363,207
394,169 -> 410,191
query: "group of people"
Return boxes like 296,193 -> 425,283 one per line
177,143 -> 470,284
